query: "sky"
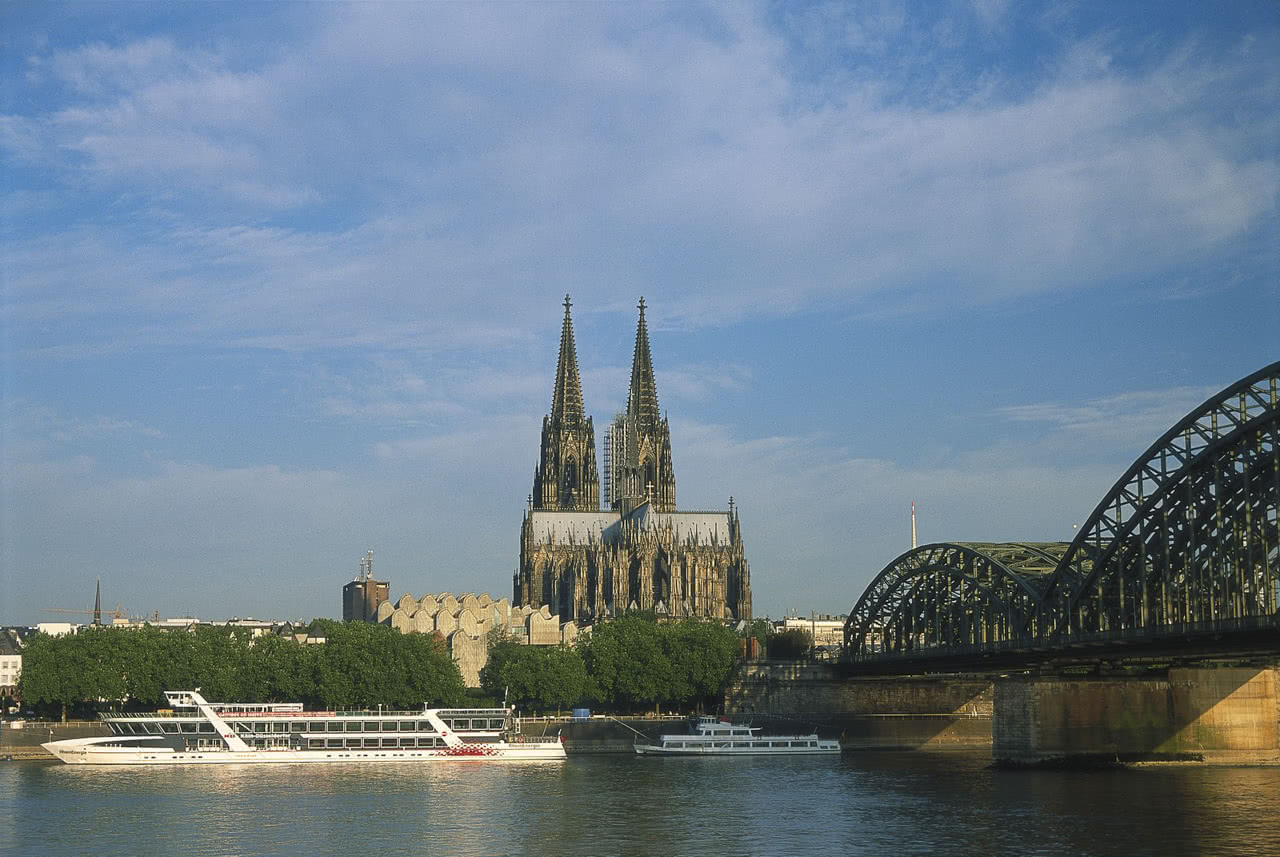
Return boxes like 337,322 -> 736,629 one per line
1,1 -> 1277,626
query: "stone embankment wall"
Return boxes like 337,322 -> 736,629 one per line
725,660 -> 993,750
994,666 -> 1280,766
1,720 -> 108,760
519,716 -> 682,754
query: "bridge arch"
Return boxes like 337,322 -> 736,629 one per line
1037,361 -> 1279,638
845,361 -> 1279,663
843,542 -> 1067,657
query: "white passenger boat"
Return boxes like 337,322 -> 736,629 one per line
634,716 -> 840,756
42,690 -> 565,765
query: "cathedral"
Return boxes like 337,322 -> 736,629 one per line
515,296 -> 752,624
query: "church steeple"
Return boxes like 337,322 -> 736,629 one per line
531,296 -> 600,511
551,295 -> 586,425
607,297 -> 676,512
626,297 -> 661,429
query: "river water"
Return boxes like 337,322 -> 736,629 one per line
3,752 -> 1279,856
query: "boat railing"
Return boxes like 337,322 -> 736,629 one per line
102,706 -> 511,720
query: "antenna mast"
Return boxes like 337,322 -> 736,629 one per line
911,501 -> 917,550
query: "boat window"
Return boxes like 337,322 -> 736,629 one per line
253,722 -> 270,733
308,722 -> 325,732
364,738 -> 380,748
363,722 -> 380,732
345,721 -> 361,732
381,738 -> 398,748
450,719 -> 468,730
289,722 -> 304,733
488,719 -> 505,730
399,738 -> 415,747
326,739 -> 343,748
399,721 -> 416,731
309,739 -> 324,749
326,722 -> 343,732
345,738 -> 362,748
199,723 -> 214,733
160,722 -> 178,733
416,738 -> 437,748
180,722 -> 197,733
272,722 -> 286,733
418,721 -> 434,731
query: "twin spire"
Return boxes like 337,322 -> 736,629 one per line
537,296 -> 675,513
549,295 -> 662,432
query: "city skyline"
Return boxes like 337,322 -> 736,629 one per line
2,2 -> 1277,624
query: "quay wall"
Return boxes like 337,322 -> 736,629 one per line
1,720 -> 107,760
724,660 -> 993,750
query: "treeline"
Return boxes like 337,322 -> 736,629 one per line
19,615 -> 810,719
19,621 -> 465,718
481,615 -> 742,713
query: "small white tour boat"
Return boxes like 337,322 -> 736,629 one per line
43,690 -> 565,765
634,716 -> 840,756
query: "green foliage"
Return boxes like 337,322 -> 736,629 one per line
766,628 -> 813,658
17,622 -> 464,712
479,641 -> 586,713
577,615 -> 741,712
743,619 -> 770,648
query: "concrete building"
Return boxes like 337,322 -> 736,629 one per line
516,297 -> 751,624
0,628 -> 30,703
343,550 -> 389,622
378,590 -> 579,687
777,615 -> 846,650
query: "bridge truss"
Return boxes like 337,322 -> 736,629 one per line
844,362 -> 1280,664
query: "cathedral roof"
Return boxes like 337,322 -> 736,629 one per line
626,503 -> 733,545
550,294 -> 586,426
527,511 -> 620,544
527,506 -> 734,547
625,297 -> 661,428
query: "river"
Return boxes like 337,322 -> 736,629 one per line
3,752 -> 1278,856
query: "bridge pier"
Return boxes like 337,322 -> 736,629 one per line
993,666 -> 1280,766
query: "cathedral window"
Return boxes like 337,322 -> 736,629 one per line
563,457 -> 578,503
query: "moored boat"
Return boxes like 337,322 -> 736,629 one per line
42,690 -> 565,765
634,715 -> 840,756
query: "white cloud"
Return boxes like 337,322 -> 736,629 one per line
3,6 -> 1275,355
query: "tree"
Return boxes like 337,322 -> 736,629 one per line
767,628 -> 813,658
480,641 -> 586,713
575,615 -> 739,712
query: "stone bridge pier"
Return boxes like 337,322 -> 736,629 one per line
993,666 -> 1280,766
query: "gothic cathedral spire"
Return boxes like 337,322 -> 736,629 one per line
607,297 -> 676,512
626,297 -> 661,428
532,296 -> 601,511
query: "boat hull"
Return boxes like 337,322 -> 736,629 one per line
634,743 -> 840,756
43,736 -> 565,765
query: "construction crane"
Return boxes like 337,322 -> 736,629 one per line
43,604 -> 130,623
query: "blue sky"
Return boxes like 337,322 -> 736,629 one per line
2,1 -> 1277,625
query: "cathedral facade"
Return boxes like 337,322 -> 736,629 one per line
515,297 -> 752,623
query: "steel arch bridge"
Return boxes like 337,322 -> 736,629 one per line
844,361 -> 1280,665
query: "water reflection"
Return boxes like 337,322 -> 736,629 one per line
5,754 -> 1279,857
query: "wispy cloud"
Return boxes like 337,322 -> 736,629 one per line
3,5 -> 1275,356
